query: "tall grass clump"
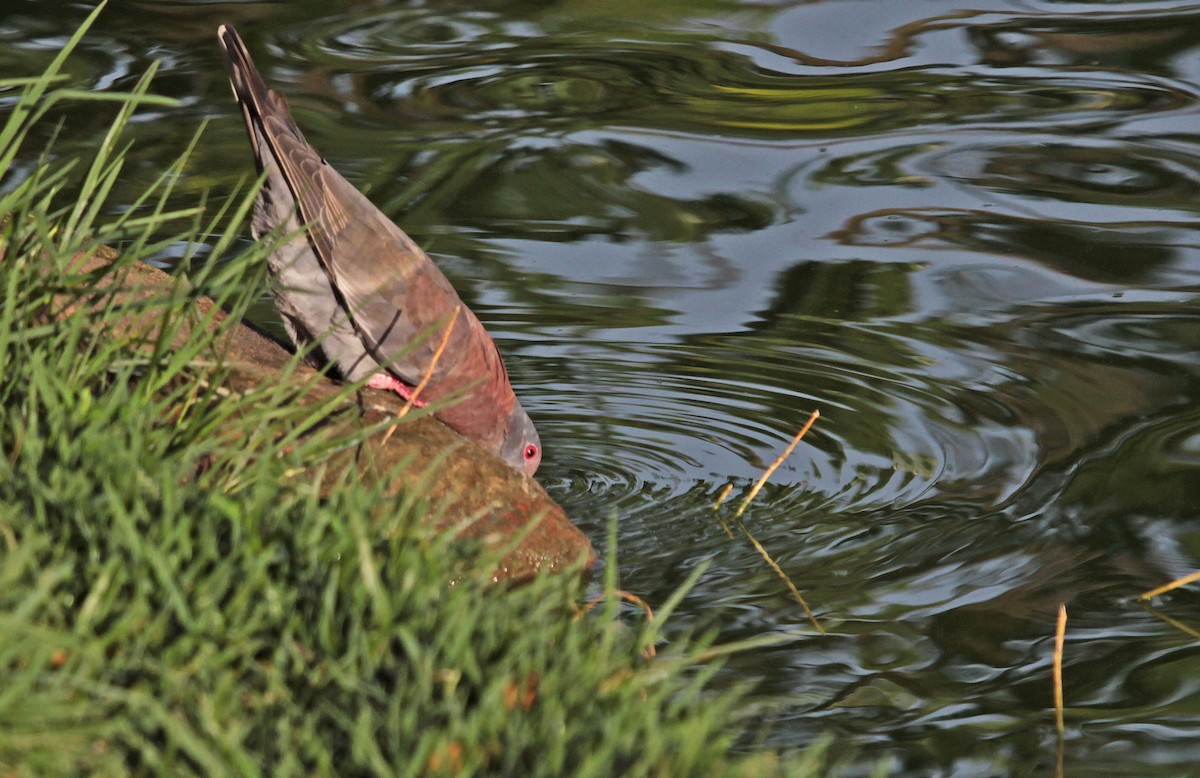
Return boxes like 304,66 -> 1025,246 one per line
0,7 -> 833,776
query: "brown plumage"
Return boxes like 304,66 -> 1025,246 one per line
217,24 -> 541,476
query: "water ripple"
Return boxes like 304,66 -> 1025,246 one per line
929,140 -> 1200,207
266,16 -> 1196,139
527,319 -> 1033,522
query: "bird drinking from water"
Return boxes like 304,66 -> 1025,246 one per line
217,25 -> 541,477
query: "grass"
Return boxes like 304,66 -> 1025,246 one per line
712,412 -> 823,633
0,6 -> 835,776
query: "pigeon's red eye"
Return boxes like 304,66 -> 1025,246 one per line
524,444 -> 539,460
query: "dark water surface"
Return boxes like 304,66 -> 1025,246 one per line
9,0 -> 1200,773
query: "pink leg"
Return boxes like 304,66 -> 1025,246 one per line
365,373 -> 428,407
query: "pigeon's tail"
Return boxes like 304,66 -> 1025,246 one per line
217,25 -> 305,154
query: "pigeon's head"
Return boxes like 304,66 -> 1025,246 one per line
501,403 -> 541,477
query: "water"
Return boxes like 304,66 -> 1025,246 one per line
8,0 -> 1200,773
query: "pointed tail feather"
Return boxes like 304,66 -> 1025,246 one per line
217,25 -> 306,147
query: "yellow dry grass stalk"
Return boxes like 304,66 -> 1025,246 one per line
381,306 -> 461,446
734,409 -> 820,519
1054,603 -> 1067,777
403,305 -> 462,416
712,483 -> 733,510
577,589 -> 657,658
1139,570 -> 1200,600
1142,605 -> 1200,640
738,521 -> 824,634
712,483 -> 734,538
711,410 -> 824,633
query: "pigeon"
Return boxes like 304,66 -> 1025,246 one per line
217,24 -> 541,477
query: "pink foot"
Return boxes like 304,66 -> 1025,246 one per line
366,373 -> 427,407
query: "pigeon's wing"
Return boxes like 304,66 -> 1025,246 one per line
305,170 -> 521,449
219,25 -> 376,381
218,25 -> 520,450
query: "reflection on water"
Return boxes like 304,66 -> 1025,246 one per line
10,0 -> 1200,773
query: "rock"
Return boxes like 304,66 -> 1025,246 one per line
47,247 -> 595,581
